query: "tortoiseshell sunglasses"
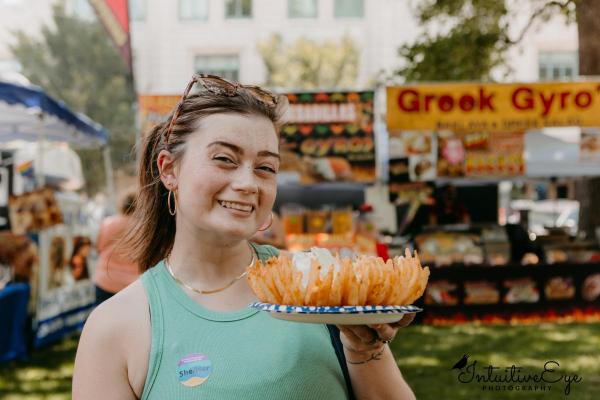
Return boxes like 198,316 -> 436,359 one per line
163,74 -> 279,144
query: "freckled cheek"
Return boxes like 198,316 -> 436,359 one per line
184,168 -> 227,208
259,182 -> 277,209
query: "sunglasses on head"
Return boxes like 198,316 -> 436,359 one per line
163,74 -> 279,144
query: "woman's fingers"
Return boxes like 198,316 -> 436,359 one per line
345,325 -> 378,344
390,313 -> 416,328
367,324 -> 397,342
337,325 -> 362,343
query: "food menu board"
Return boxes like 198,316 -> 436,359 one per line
279,91 -> 376,183
463,131 -> 524,177
389,130 -> 525,181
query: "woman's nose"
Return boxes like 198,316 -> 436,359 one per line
231,165 -> 258,194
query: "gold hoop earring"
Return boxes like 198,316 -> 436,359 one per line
257,211 -> 274,231
167,190 -> 177,216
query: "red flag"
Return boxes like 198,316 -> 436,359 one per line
88,0 -> 132,72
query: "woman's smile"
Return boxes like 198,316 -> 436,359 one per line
217,199 -> 255,216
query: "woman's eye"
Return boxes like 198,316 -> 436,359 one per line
258,166 -> 277,174
214,156 -> 235,164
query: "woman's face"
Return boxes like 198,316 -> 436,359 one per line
166,113 -> 279,242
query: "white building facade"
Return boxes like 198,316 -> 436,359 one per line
128,0 -> 580,95
0,0 -> 580,92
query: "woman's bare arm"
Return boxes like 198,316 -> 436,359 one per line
73,281 -> 150,399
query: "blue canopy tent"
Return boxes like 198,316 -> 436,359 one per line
0,80 -> 113,357
0,80 -> 107,146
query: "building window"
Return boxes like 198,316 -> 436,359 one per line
129,0 -> 147,21
538,51 -> 578,81
179,0 -> 209,20
334,0 -> 363,18
226,0 -> 252,18
195,55 -> 240,81
288,0 -> 318,18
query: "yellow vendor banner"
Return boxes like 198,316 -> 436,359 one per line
387,82 -> 600,132
138,95 -> 179,136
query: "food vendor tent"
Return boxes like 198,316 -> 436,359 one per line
0,79 -> 111,349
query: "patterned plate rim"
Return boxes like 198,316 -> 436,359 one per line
249,302 -> 422,314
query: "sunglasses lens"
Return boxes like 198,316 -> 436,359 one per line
246,87 -> 277,106
201,76 -> 237,96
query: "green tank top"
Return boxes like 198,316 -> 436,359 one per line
140,243 -> 349,400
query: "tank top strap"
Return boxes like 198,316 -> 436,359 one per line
140,267 -> 165,399
249,242 -> 280,261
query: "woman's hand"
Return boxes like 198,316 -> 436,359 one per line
336,313 -> 415,364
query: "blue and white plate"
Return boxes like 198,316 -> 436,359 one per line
249,302 -> 422,325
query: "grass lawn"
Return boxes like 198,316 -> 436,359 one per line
1,323 -> 599,399
392,323 -> 600,400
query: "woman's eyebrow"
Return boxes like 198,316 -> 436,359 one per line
258,150 -> 280,160
207,141 -> 242,154
208,141 -> 280,160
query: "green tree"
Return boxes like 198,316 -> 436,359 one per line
10,4 -> 135,195
258,34 -> 360,89
396,0 -> 599,82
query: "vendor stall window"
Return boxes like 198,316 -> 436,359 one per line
179,0 -> 209,20
288,0 -> 318,18
538,51 -> 578,81
129,0 -> 147,21
226,0 -> 252,18
194,55 -> 239,82
334,0 -> 363,18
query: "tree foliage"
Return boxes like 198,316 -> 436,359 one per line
258,34 -> 359,90
396,0 -> 582,82
10,4 -> 135,195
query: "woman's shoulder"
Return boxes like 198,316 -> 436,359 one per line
82,280 -> 149,347
74,280 -> 150,398
76,279 -> 150,396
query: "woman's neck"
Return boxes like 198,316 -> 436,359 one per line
167,233 -> 254,289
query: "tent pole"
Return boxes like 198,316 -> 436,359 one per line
102,145 -> 116,214
35,112 -> 45,188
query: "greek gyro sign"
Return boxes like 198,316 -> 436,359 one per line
387,82 -> 600,131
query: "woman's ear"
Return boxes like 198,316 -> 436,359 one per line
157,150 -> 178,190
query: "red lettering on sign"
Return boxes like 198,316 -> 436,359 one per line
398,89 -> 419,112
512,87 -> 533,110
560,92 -> 570,109
539,92 -> 555,116
575,92 -> 592,108
439,95 -> 453,112
479,88 -> 495,111
459,94 -> 475,111
397,88 -> 496,113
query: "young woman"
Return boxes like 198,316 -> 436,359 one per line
72,75 -> 416,400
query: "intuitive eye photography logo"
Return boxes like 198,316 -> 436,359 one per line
451,355 -> 582,395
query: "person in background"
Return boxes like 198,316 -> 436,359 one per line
93,193 -> 139,304
70,236 -> 91,281
0,234 -> 36,289
429,184 -> 471,225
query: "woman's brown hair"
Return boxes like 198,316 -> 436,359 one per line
126,86 -> 287,271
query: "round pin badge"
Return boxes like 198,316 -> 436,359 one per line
177,353 -> 212,387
